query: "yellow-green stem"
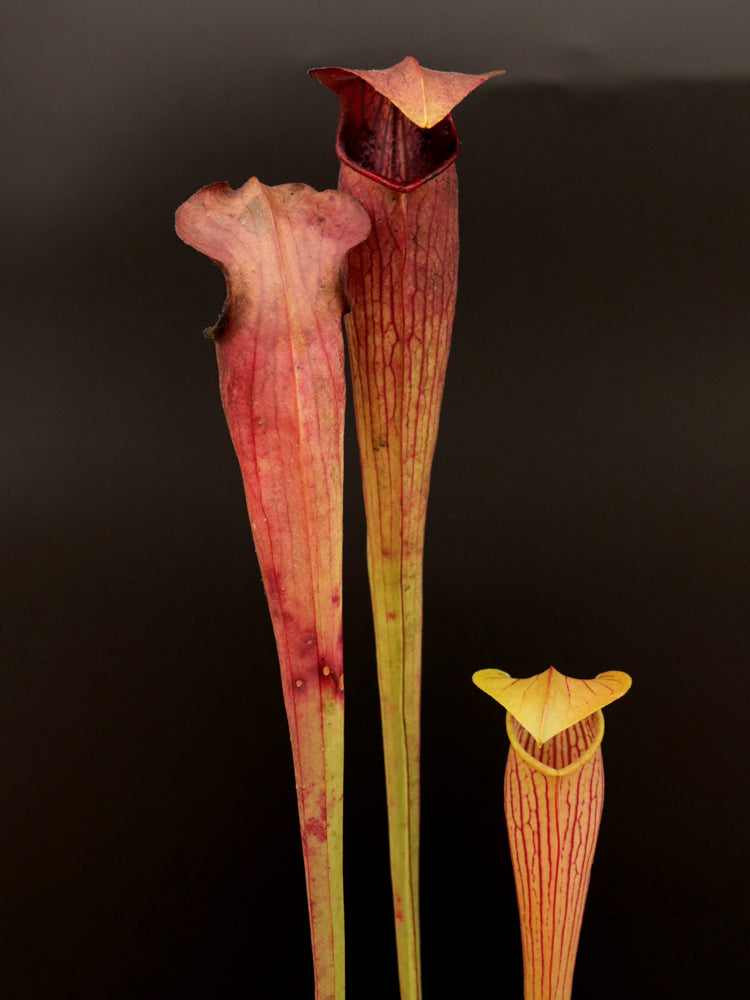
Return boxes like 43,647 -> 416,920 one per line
366,529 -> 424,999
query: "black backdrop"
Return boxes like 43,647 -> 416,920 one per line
3,2 -> 749,997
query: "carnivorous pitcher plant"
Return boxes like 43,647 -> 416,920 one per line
311,58 -> 502,1000
175,178 -> 370,1000
473,666 -> 632,1000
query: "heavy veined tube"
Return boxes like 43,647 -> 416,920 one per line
175,179 -> 370,1000
473,667 -> 632,1000
311,58 -> 502,1000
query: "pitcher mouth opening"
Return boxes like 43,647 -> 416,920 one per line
333,80 -> 459,192
506,709 -> 605,777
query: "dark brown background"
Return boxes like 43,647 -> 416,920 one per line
2,1 -> 749,996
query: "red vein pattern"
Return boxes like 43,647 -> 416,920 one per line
505,713 -> 605,1000
311,60 -> 501,1000
175,178 -> 370,1000
338,161 -> 459,1000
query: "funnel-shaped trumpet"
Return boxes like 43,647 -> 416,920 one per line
311,58 -> 502,1000
176,178 -> 370,1000
473,667 -> 632,1000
